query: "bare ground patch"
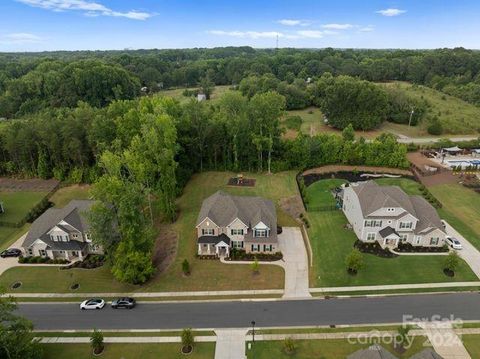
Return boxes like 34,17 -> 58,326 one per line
303,165 -> 412,176
279,195 -> 305,220
152,224 -> 178,274
0,178 -> 59,192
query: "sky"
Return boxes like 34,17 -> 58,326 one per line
0,0 -> 479,52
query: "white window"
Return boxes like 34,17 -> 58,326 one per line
430,237 -> 439,245
85,233 -> 92,242
263,244 -> 272,252
231,229 -> 244,236
251,244 -> 260,252
255,229 -> 267,237
366,233 -> 376,241
364,220 -> 373,227
399,222 -> 412,229
202,228 -> 214,236
374,220 -> 382,227
415,236 -> 422,245
400,234 -> 408,242
232,241 -> 244,249
387,208 -> 395,212
39,249 -> 46,257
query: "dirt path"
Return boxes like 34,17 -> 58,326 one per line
303,165 -> 412,176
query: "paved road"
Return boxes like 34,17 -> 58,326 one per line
17,293 -> 480,330
396,136 -> 478,144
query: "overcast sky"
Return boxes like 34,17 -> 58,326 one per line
1,0 -> 479,52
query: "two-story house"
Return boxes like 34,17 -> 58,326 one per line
342,181 -> 446,249
196,191 -> 278,257
21,200 -> 102,261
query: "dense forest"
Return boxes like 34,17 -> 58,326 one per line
2,47 -> 480,119
1,46 -> 477,283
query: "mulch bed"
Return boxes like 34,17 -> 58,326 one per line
397,243 -> 448,253
152,224 -> 178,273
0,178 -> 60,192
354,241 -> 398,258
227,178 -> 256,187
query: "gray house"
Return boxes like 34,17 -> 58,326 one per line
21,200 -> 102,261
342,181 -> 446,249
196,191 -> 278,257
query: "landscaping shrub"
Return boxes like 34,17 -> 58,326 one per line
181,328 -> 194,354
427,116 -> 443,135
19,256 -> 69,264
64,255 -> 105,269
90,329 -> 104,355
354,241 -> 398,258
284,115 -> 303,131
229,249 -> 283,261
345,249 -> 364,274
397,243 -> 448,253
182,259 -> 191,275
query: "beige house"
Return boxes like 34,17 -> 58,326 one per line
21,200 -> 102,261
342,181 -> 446,250
196,191 -> 278,257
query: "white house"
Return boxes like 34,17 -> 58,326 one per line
342,181 -> 446,250
21,200 -> 102,261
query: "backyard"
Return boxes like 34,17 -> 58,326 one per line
0,171 -> 300,293
246,336 -> 428,359
306,178 -> 478,287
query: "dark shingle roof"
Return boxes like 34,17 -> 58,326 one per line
379,226 -> 400,239
197,233 -> 231,245
409,349 -> 443,359
22,200 -> 94,248
347,344 -> 398,359
351,181 -> 444,235
196,191 -> 276,230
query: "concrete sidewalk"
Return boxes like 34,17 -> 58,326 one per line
418,321 -> 471,359
38,335 -> 216,344
214,329 -> 248,359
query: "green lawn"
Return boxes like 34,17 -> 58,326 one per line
1,171 -> 300,293
0,223 -> 30,250
378,81 -> 480,135
49,185 -> 91,207
246,337 -> 428,359
157,85 -> 233,104
305,179 -> 346,210
463,335 -> 480,358
41,343 -> 215,359
429,184 -> 480,250
0,191 -> 48,224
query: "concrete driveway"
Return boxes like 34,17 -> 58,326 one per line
444,221 -> 480,279
277,227 -> 311,298
0,233 -> 26,276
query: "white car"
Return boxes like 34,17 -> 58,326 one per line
80,298 -> 106,310
446,236 -> 463,250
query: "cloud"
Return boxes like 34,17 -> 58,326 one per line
277,19 -> 310,26
376,8 -> 406,17
321,23 -> 353,30
208,30 -> 287,39
358,25 -> 375,32
16,0 -> 153,20
296,30 -> 324,39
0,32 -> 44,44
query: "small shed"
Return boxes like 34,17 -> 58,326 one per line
442,146 -> 462,155
197,93 -> 207,102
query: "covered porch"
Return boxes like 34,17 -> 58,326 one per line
378,226 -> 401,249
197,234 -> 231,257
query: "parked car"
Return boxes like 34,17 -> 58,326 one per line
446,236 -> 463,250
111,297 -> 136,309
0,248 -> 22,258
80,298 -> 105,310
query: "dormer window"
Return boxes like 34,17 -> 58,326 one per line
387,208 -> 395,212
254,229 -> 267,237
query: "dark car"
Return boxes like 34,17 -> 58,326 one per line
0,248 -> 22,258
111,297 -> 136,309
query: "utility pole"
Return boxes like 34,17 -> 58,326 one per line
276,34 -> 279,51
408,107 -> 415,127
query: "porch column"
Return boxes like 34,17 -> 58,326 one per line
208,244 -> 211,254
65,251 -> 70,260
197,244 -> 201,255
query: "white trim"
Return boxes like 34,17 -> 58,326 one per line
29,238 -> 47,247
215,241 -> 230,247
253,221 -> 270,230
226,217 -> 248,229
195,216 -> 219,229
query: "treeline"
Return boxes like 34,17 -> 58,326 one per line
2,47 -> 480,118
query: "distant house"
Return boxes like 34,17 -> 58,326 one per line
21,200 -> 102,261
347,344 -> 397,359
196,191 -> 278,257
342,181 -> 446,249
197,93 -> 207,102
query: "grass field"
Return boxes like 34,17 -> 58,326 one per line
305,179 -> 346,210
378,81 -> 480,135
49,185 -> 91,207
246,337 -> 428,359
307,178 -> 477,287
463,335 -> 480,358
1,171 -> 300,293
0,191 -> 48,224
0,223 -> 30,250
157,85 -> 232,104
430,184 -> 480,250
41,343 -> 215,359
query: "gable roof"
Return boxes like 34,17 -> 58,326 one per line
347,344 -> 398,359
409,349 -> 443,359
379,226 -> 400,239
350,181 -> 444,235
196,191 -> 276,229
22,200 -> 94,248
